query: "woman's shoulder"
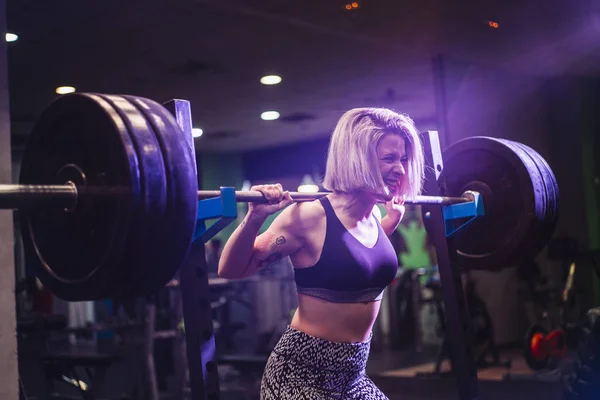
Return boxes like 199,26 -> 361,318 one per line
278,198 -> 326,234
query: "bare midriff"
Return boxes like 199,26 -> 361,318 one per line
289,293 -> 382,343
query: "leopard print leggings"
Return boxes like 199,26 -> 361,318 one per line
260,326 -> 388,399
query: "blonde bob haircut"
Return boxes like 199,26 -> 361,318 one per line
323,108 -> 425,200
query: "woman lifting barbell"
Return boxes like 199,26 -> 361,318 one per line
218,108 -> 425,400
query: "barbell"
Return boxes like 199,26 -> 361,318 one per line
4,92 -> 559,301
0,185 -> 471,210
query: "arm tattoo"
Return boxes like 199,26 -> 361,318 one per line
255,232 -> 277,253
256,233 -> 286,253
253,233 -> 287,269
271,236 -> 286,250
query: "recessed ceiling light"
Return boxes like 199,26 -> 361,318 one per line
298,174 -> 319,193
55,86 -> 76,95
261,111 -> 280,121
260,75 -> 282,85
5,33 -> 18,42
192,128 -> 203,138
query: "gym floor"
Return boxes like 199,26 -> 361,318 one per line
18,327 -> 568,400
214,344 -> 565,399
367,346 -> 564,400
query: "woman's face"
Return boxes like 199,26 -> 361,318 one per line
376,134 -> 408,197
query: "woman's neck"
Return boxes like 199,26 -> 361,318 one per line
329,191 -> 377,221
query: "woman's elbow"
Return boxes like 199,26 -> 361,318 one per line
218,269 -> 233,279
217,253 -> 256,279
217,262 -> 243,280
217,262 -> 233,279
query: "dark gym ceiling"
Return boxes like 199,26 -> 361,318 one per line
6,0 -> 600,153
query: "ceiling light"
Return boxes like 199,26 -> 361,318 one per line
260,75 -> 282,85
298,174 -> 319,193
55,86 -> 76,95
192,128 -> 203,138
5,33 -> 18,42
241,180 -> 252,192
261,111 -> 280,121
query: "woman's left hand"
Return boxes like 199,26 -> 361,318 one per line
383,196 -> 406,222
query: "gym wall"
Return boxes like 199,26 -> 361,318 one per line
242,137 -> 331,184
198,151 -> 245,243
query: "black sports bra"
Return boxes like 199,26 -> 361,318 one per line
293,197 -> 398,303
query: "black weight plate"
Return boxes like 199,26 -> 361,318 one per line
122,95 -> 198,295
440,136 -> 546,270
495,139 -> 553,266
509,141 -> 559,261
95,94 -> 168,298
516,143 -> 559,234
19,93 -> 140,301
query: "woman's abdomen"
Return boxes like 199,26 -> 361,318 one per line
290,293 -> 381,343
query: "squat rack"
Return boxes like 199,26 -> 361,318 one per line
164,100 -> 482,400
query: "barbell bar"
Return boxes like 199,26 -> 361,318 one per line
0,184 -> 475,211
198,190 -> 474,205
0,184 -> 78,210
9,92 -> 559,301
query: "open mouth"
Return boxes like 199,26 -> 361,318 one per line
386,180 -> 398,189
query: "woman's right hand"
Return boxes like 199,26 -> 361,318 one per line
247,184 -> 294,219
